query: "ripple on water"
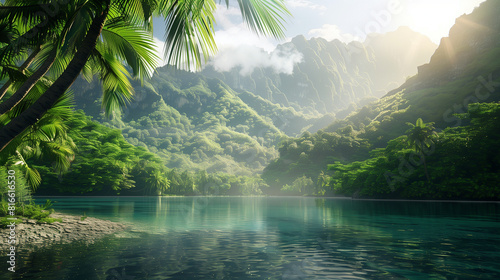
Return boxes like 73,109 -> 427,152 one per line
16,196 -> 500,279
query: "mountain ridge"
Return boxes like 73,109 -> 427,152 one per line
68,27 -> 438,176
263,0 -> 500,192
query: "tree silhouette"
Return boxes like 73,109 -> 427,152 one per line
405,118 -> 438,183
0,0 -> 290,152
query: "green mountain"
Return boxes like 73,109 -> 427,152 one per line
263,0 -> 500,198
330,0 -> 500,145
71,69 -> 281,176
31,110 -> 267,196
62,28 -> 434,180
66,27 -> 434,177
202,27 -> 436,115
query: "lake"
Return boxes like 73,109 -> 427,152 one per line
4,197 -> 500,279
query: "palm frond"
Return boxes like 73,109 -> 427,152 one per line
101,20 -> 159,78
12,149 -> 41,189
234,0 -> 289,39
161,0 -> 218,70
40,141 -> 75,174
160,0 -> 290,70
91,46 -> 134,117
0,64 -> 29,82
58,3 -> 94,55
24,165 -> 41,189
4,76 -> 53,118
110,0 -> 146,27
0,4 -> 49,27
0,6 -> 66,66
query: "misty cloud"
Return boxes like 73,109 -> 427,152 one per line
308,24 -> 359,43
209,45 -> 303,76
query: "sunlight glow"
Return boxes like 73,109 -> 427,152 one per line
406,1 -> 481,42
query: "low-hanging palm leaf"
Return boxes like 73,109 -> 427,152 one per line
1,93 -> 76,190
0,0 -> 290,152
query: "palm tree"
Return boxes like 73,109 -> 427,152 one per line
0,93 -> 76,189
0,47 -> 41,101
0,0 -> 290,152
0,1 -> 74,102
405,118 -> 438,183
0,0 -> 157,117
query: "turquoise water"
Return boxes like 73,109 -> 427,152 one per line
3,197 -> 500,279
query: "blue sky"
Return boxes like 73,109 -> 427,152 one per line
152,0 -> 486,67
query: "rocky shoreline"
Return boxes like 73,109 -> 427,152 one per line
1,212 -> 128,251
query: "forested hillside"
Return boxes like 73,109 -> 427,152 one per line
5,0 -> 493,198
66,28 -> 435,178
263,0 -> 500,199
32,110 -> 267,196
202,27 -> 436,115
71,69 -> 285,176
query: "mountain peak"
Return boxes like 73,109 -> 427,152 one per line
417,0 -> 500,84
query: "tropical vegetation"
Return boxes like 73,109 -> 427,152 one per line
328,103 -> 500,199
262,0 -> 500,199
0,0 -> 290,219
1,0 -> 499,204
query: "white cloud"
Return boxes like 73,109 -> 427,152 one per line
214,4 -> 241,29
287,0 -> 327,11
210,45 -> 303,76
153,37 -> 168,67
213,23 -> 278,52
206,4 -> 302,76
154,4 -> 303,74
308,24 -> 359,43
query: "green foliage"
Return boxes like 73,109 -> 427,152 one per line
330,103 -> 500,200
0,94 -> 76,191
72,70 -> 283,176
405,118 -> 438,182
34,110 -> 170,195
281,176 -> 314,196
405,118 -> 438,154
16,202 -> 53,220
266,0 -> 500,199
0,165 -> 32,204
0,198 -> 58,227
262,128 -> 370,194
0,217 -> 22,228
22,109 -> 272,196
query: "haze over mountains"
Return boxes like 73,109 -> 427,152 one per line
21,0 -> 498,199
71,26 -> 437,175
263,0 -> 500,191
203,27 -> 436,116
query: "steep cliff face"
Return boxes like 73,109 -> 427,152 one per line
203,28 -> 436,116
263,0 -> 500,188
417,1 -> 500,84
342,0 -> 500,142
203,35 -> 375,115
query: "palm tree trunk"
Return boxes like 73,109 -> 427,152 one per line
0,47 -> 55,115
420,142 -> 431,183
0,14 -> 59,101
0,5 -> 110,152
422,155 -> 431,183
0,46 -> 42,101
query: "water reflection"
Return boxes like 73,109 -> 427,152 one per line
6,197 -> 498,279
